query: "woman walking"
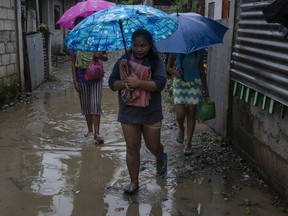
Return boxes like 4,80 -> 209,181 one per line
108,29 -> 168,193
167,50 -> 209,155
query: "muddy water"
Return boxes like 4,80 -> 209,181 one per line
0,85 -> 286,216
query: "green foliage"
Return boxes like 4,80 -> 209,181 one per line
0,81 -> 19,106
173,0 -> 186,13
245,207 -> 253,215
26,0 -> 36,8
191,0 -> 197,12
120,0 -> 133,5
170,0 -> 197,13
47,74 -> 60,82
279,207 -> 288,213
37,23 -> 50,33
200,134 -> 225,144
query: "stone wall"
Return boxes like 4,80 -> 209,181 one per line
0,0 -> 18,85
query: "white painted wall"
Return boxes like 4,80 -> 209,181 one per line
205,0 -> 223,20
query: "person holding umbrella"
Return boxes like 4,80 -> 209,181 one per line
167,50 -> 209,155
109,29 -> 168,193
69,17 -> 108,144
58,0 -> 116,143
155,12 -> 227,155
64,4 -> 179,192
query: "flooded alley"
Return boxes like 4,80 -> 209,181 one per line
0,53 -> 287,216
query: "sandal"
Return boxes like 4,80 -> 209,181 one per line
156,153 -> 168,179
176,127 -> 185,143
95,136 -> 104,144
84,132 -> 94,138
123,183 -> 139,193
183,147 -> 192,156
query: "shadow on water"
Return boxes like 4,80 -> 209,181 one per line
0,83 -> 287,216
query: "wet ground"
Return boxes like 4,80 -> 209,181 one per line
0,52 -> 287,216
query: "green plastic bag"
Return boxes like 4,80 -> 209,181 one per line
196,97 -> 216,123
75,51 -> 94,69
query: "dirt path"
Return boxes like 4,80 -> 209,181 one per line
51,52 -> 287,214
2,51 -> 286,215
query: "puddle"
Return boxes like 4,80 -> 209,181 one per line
0,71 -> 287,215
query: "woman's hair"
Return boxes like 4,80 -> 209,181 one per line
74,16 -> 85,26
131,29 -> 159,71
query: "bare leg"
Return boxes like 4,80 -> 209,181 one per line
93,114 -> 101,137
142,125 -> 163,168
122,123 -> 142,184
85,114 -> 93,132
186,104 -> 197,149
175,104 -> 186,143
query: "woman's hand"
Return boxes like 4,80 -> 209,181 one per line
125,73 -> 139,89
94,52 -> 108,61
202,87 -> 210,97
74,81 -> 80,92
174,68 -> 184,78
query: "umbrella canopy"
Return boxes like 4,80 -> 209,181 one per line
64,4 -> 178,53
56,0 -> 116,29
155,12 -> 229,54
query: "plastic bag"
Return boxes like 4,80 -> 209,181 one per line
85,59 -> 104,81
196,97 -> 216,123
75,51 -> 93,69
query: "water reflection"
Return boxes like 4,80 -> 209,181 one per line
103,149 -> 175,216
0,84 -> 286,216
71,146 -> 117,216
0,87 -> 122,216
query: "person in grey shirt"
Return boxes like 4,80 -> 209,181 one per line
109,29 -> 168,193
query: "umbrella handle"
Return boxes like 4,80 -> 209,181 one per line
119,20 -> 132,75
118,20 -> 128,55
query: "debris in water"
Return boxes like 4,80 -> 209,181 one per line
197,203 -> 201,214
115,207 -> 124,212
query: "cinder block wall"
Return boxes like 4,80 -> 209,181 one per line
0,0 -> 18,85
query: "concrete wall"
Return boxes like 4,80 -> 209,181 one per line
206,19 -> 231,136
227,0 -> 288,201
0,0 -> 18,85
230,96 -> 288,200
206,0 -> 288,201
50,0 -> 65,54
205,0 -> 223,20
41,0 -> 75,55
205,0 -> 236,136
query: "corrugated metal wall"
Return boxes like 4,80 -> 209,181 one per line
230,0 -> 288,107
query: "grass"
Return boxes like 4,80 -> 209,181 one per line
47,74 -> 60,82
0,81 -> 19,107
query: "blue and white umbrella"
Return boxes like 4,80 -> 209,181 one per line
64,4 -> 178,53
155,12 -> 229,54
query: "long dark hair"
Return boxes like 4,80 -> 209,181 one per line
74,16 -> 85,26
131,29 -> 159,71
